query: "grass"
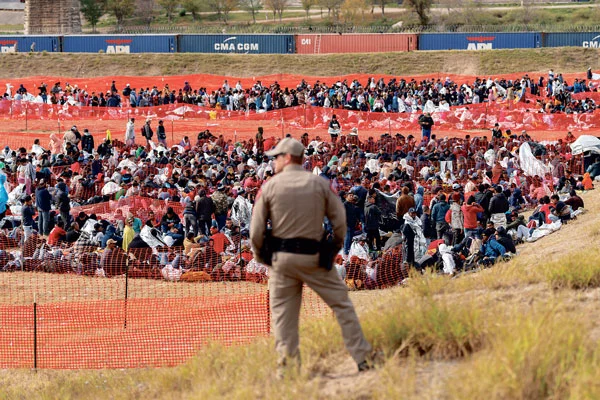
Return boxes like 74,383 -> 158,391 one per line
1,48 -> 600,79
544,249 -> 600,290
446,309 -> 591,400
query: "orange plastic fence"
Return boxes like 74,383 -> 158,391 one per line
1,100 -> 598,151
0,194 -> 344,369
3,72 -> 594,94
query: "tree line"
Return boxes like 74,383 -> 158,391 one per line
80,0 -> 433,31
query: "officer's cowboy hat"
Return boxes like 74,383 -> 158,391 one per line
265,138 -> 305,158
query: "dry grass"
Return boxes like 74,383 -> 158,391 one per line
0,48 -> 599,79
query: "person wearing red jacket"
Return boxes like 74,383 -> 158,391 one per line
461,195 -> 484,239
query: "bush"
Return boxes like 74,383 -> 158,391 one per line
179,9 -> 186,17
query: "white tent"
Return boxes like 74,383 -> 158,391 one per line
570,135 -> 600,156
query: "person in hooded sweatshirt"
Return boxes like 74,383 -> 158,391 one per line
81,129 -> 95,154
54,181 -> 71,226
0,173 -> 8,220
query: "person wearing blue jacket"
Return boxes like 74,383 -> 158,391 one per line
35,179 -> 52,236
480,229 -> 506,265
0,173 -> 8,220
430,193 -> 450,239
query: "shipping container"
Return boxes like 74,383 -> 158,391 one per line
295,33 -> 417,54
542,32 -> 600,48
0,36 -> 60,53
418,32 -> 541,51
178,34 -> 295,54
62,35 -> 177,53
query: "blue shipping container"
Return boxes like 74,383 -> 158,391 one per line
543,32 -> 600,48
0,36 -> 60,53
418,32 -> 541,51
62,35 -> 177,53
178,34 -> 295,54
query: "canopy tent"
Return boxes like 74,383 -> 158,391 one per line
570,135 -> 600,156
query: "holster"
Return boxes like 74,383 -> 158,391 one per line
259,228 -> 274,266
318,232 -> 336,271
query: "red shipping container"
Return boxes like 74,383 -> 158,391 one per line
295,33 -> 417,54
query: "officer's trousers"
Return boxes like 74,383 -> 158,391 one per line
269,251 -> 372,367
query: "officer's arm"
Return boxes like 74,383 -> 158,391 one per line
250,187 -> 268,262
325,184 -> 347,252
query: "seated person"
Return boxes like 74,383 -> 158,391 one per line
494,226 -> 516,254
479,228 -> 506,266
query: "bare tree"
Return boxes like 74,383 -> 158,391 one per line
137,0 -> 156,28
240,0 -> 263,23
370,0 -> 392,17
317,0 -> 344,20
341,0 -> 368,23
264,0 -> 288,21
301,0 -> 315,19
182,0 -> 203,21
157,0 -> 180,23
207,0 -> 239,23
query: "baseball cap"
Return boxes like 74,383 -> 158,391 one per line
452,183 -> 461,190
106,239 -> 117,245
408,207 -> 416,213
265,138 -> 305,158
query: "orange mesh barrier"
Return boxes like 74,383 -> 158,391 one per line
4,72 -> 593,94
1,101 -> 599,152
0,195 -> 334,369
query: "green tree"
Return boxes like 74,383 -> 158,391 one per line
106,0 -> 135,29
404,0 -> 432,26
301,0 -> 315,19
181,0 -> 203,21
80,0 -> 106,33
264,0 -> 288,21
240,0 -> 262,23
158,0 -> 180,23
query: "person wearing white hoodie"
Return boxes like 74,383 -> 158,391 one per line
125,117 -> 136,147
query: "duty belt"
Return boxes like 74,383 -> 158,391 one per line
272,237 -> 320,255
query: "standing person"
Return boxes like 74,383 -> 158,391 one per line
54,181 -> 71,226
250,138 -> 374,377
461,195 -> 484,239
81,129 -> 95,154
0,173 -> 8,220
256,126 -> 265,156
21,195 -> 35,244
430,193 -> 450,239
195,189 -> 215,236
488,185 -> 509,229
343,193 -> 360,257
125,118 -> 135,147
157,120 -> 167,147
418,112 -> 434,142
364,190 -> 382,252
211,184 -> 229,230
328,114 -> 341,142
183,197 -> 198,238
35,179 -> 52,236
402,208 -> 426,266
141,118 -> 153,147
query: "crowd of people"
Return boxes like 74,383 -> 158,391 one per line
0,115 -> 597,287
4,68 -> 598,117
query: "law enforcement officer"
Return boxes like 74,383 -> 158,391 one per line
250,137 -> 373,376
